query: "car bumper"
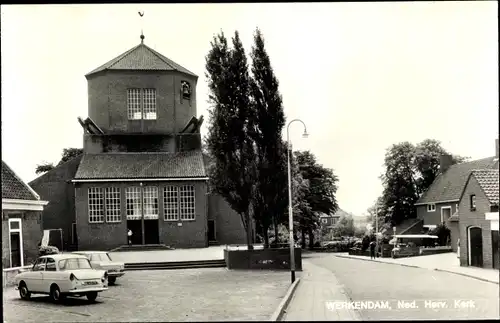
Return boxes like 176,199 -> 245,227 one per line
67,287 -> 108,294
108,272 -> 125,278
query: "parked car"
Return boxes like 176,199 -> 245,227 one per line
15,254 -> 108,302
73,251 -> 125,285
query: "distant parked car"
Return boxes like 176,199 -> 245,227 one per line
15,254 -> 108,302
73,251 -> 125,285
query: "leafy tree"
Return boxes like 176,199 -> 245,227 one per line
331,215 -> 355,237
248,28 -> 287,248
294,150 -> 339,248
35,148 -> 84,174
205,31 -> 256,249
379,139 -> 468,226
414,139 -> 469,196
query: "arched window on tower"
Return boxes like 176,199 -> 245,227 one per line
181,81 -> 191,101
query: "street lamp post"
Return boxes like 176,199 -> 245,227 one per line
375,204 -> 378,258
286,119 -> 308,283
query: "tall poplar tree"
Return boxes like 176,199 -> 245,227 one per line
205,31 -> 256,248
248,28 -> 287,248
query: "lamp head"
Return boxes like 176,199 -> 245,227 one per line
302,131 -> 309,139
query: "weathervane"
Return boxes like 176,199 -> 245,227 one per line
138,11 -> 145,43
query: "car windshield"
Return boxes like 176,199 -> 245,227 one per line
58,258 -> 92,270
90,253 -> 111,262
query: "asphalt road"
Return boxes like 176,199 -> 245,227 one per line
3,268 -> 292,322
305,253 -> 500,320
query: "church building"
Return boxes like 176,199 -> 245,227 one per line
29,33 -> 247,251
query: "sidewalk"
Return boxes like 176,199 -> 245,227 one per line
335,252 -> 499,284
281,260 -> 362,321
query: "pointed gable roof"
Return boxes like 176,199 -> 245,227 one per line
2,161 -> 40,201
415,156 -> 499,205
464,169 -> 499,205
86,42 -> 197,78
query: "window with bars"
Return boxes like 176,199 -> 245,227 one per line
88,187 -> 104,223
127,88 -> 157,120
179,185 -> 195,221
127,89 -> 142,120
105,187 -> 121,223
164,186 -> 179,221
143,88 -> 157,120
126,187 -> 142,220
143,186 -> 159,219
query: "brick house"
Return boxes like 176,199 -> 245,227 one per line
458,169 -> 499,269
414,140 -> 499,252
319,212 -> 341,229
2,161 -> 48,268
29,34 -> 246,251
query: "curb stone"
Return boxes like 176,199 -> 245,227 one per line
335,255 -> 499,285
269,278 -> 301,321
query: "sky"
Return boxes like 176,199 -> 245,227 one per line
1,2 -> 498,216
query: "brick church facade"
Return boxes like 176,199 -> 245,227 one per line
30,35 -> 247,251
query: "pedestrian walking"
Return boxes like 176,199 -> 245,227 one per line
369,241 -> 376,259
128,229 -> 133,245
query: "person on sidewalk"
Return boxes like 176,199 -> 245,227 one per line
128,229 -> 133,245
369,241 -> 376,259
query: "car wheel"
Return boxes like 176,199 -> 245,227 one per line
86,291 -> 98,302
18,282 -> 31,300
108,277 -> 116,285
50,285 -> 62,302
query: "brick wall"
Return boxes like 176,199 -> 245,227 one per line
458,176 -> 494,268
74,180 -> 208,250
1,210 -> 42,268
208,194 -> 246,245
29,156 -> 81,248
417,202 -> 458,225
87,71 -> 197,134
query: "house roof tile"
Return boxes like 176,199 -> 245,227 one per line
2,161 -> 39,200
86,42 -> 197,78
416,156 -> 498,204
470,169 -> 499,205
74,150 -> 207,180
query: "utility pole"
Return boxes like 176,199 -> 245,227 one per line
375,204 -> 379,257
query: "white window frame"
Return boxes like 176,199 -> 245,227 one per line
127,88 -> 157,120
164,186 -> 179,221
470,194 -> 476,210
88,187 -> 104,223
126,187 -> 142,220
427,203 -> 436,212
179,185 -> 196,221
105,187 -> 121,223
8,218 -> 24,268
143,88 -> 157,120
440,206 -> 452,223
127,88 -> 142,120
143,186 -> 159,220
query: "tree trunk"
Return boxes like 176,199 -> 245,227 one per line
242,212 -> 253,250
308,228 -> 315,249
263,223 -> 269,249
301,229 -> 306,249
273,218 -> 279,246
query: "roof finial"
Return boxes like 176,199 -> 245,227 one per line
138,11 -> 145,44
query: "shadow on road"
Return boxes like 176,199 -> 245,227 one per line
12,296 -> 103,307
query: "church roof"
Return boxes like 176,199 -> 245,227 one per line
74,150 -> 207,180
86,40 -> 197,78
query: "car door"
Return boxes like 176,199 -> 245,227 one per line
41,257 -> 58,293
30,258 -> 46,292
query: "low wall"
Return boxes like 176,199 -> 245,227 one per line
224,247 -> 302,270
3,266 -> 31,288
420,247 -> 452,256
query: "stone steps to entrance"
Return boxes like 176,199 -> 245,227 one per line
110,244 -> 174,252
124,259 -> 227,271
208,241 -> 220,246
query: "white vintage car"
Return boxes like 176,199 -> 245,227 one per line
73,251 -> 125,285
15,254 -> 108,302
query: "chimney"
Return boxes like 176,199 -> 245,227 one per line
496,139 -> 499,158
439,154 -> 453,174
